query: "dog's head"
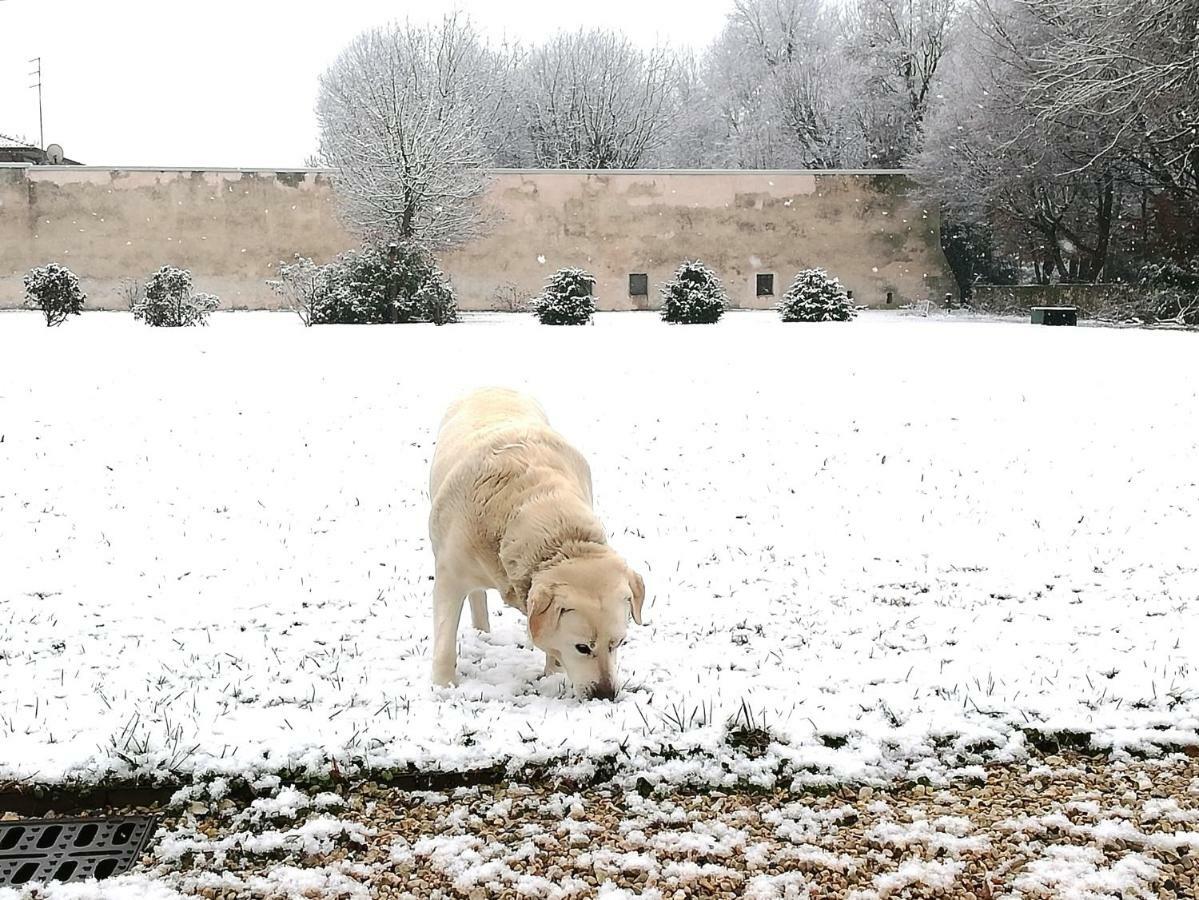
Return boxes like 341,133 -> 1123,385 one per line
526,552 -> 645,700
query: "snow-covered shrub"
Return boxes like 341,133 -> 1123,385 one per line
1137,261 -> 1199,326
277,244 -> 458,326
777,269 -> 856,322
269,255 -> 346,327
415,265 -> 459,325
24,263 -> 86,327
133,266 -> 219,327
531,267 -> 596,325
660,260 -> 728,324
339,243 -> 433,324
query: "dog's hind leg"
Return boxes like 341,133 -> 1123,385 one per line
431,569 -> 469,687
468,589 -> 490,633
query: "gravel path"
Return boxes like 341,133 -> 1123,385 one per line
5,751 -> 1198,899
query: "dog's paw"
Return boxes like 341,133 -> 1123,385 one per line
431,665 -> 459,688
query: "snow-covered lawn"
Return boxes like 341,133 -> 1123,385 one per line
1,310 -> 1196,789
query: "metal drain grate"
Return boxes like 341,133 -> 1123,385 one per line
0,816 -> 158,886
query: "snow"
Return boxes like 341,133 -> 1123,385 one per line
866,813 -> 988,855
859,859 -> 964,897
1,309 -> 1197,789
0,879 -> 185,900
1009,845 -> 1161,900
154,815 -> 370,863
744,871 -> 811,899
999,808 -> 1199,854
410,832 -> 588,896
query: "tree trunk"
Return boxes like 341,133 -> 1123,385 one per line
1051,238 -> 1070,282
401,198 -> 416,241
1086,170 -> 1115,283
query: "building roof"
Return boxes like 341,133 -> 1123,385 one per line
0,133 -> 36,150
0,134 -> 83,165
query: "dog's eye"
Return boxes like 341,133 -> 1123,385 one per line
574,643 -> 592,655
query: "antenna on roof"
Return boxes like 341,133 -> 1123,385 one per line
46,143 -> 64,164
28,57 -> 44,151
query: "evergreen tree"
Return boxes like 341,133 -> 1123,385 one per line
777,269 -> 856,322
531,268 -> 596,325
660,260 -> 728,324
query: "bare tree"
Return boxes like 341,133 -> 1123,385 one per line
316,15 -> 506,249
487,282 -> 527,312
1015,0 -> 1199,203
703,0 -> 865,168
701,24 -> 800,168
660,49 -> 726,168
844,0 -> 957,165
914,0 -> 1122,282
518,29 -> 679,169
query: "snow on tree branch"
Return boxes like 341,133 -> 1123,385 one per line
316,15 -> 506,249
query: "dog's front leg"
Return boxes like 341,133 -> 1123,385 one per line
431,569 -> 468,687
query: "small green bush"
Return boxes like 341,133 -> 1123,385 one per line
270,244 -> 457,326
24,263 -> 86,327
133,266 -> 219,327
660,261 -> 728,324
777,269 -> 856,322
531,268 -> 596,325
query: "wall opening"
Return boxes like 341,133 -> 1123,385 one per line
628,273 -> 648,297
756,273 -> 774,296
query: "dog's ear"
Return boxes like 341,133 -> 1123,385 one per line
504,577 -> 531,614
628,570 -> 646,625
527,582 -> 559,643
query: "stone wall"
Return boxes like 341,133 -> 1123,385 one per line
0,165 -> 953,312
971,284 -> 1139,317
0,166 -> 349,311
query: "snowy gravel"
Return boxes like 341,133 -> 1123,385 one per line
1,310 -> 1196,788
6,750 -> 1198,899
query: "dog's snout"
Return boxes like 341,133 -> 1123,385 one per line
588,682 -> 617,701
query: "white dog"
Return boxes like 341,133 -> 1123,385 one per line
428,388 -> 645,699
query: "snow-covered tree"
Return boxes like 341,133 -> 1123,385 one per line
24,263 -> 86,327
660,261 -> 728,324
843,0 -> 957,165
316,15 -> 505,249
913,0 -> 1124,282
659,50 -> 726,169
777,269 -> 856,321
1017,0 -> 1198,205
703,0 -> 864,168
1013,0 -> 1198,281
531,268 -> 596,325
517,29 -> 679,169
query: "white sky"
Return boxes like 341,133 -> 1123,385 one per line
0,0 -> 732,168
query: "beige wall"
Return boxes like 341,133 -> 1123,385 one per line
0,166 -> 349,311
0,166 -> 952,312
